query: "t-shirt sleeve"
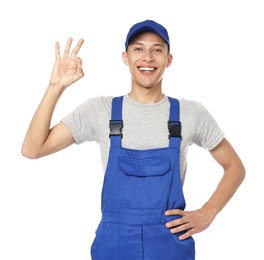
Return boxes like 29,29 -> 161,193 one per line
193,102 -> 225,150
60,96 -> 104,144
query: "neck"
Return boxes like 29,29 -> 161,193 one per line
129,87 -> 164,104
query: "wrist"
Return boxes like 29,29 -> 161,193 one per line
47,82 -> 65,96
201,202 -> 219,220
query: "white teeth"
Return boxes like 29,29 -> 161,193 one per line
139,67 -> 155,71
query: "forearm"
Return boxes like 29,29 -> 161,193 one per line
202,163 -> 246,219
21,84 -> 63,158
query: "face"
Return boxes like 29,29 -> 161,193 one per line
122,32 -> 173,90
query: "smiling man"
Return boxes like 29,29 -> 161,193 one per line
22,20 -> 245,260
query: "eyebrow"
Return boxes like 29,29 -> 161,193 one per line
132,42 -> 165,48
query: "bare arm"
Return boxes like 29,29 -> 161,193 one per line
21,38 -> 84,159
201,138 -> 246,216
165,138 -> 246,240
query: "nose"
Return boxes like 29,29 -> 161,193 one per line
143,50 -> 154,62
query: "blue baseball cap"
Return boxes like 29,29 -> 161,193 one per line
125,20 -> 170,52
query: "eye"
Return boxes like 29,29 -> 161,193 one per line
153,48 -> 162,53
134,47 -> 143,52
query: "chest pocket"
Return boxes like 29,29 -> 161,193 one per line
118,156 -> 171,210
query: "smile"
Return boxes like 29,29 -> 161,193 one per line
138,67 -> 157,71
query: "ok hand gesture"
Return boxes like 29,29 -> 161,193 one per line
50,37 -> 84,91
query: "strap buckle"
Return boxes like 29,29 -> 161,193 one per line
168,121 -> 181,139
109,120 -> 123,138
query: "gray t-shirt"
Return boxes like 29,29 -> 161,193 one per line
61,94 -> 224,184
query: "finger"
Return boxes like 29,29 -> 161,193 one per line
76,67 -> 84,78
70,38 -> 84,58
165,217 -> 186,228
75,57 -> 82,66
165,209 -> 184,216
63,37 -> 73,58
178,229 -> 193,240
73,66 -> 84,82
75,57 -> 84,76
169,222 -> 191,234
55,41 -> 61,60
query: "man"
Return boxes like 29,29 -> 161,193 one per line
22,20 -> 245,259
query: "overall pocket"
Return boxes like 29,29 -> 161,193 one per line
118,157 -> 171,210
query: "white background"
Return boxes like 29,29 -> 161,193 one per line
0,0 -> 263,259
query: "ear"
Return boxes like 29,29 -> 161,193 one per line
122,51 -> 129,65
166,53 -> 173,68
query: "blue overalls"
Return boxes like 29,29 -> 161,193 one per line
91,96 -> 195,260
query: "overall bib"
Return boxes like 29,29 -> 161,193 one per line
91,96 -> 195,260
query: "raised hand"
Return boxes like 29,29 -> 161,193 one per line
50,37 -> 84,91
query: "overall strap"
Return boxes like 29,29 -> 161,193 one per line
168,97 -> 181,149
109,96 -> 124,148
